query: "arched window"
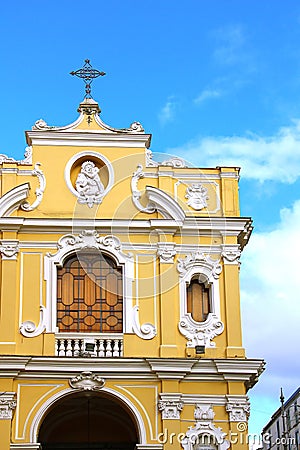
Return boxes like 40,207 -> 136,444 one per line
186,277 -> 210,322
57,251 -> 123,333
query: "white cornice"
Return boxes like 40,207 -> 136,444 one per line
0,216 -> 251,233
0,217 -> 253,250
0,218 -> 182,234
147,359 -> 196,379
182,217 -> 253,248
218,168 -> 240,180
26,131 -> 151,148
186,359 -> 265,390
16,242 -> 235,256
183,216 -> 251,230
0,356 -> 264,388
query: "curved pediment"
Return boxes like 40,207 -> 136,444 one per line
27,98 -> 151,149
0,183 -> 30,217
145,186 -> 185,222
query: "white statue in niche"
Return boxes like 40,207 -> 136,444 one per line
75,161 -> 105,208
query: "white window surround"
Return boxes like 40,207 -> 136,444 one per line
44,230 -> 134,334
177,252 -> 224,348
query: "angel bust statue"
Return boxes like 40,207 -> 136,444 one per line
75,161 -> 105,208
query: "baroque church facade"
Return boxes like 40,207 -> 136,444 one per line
0,93 -> 264,450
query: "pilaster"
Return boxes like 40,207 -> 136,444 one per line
0,392 -> 17,450
158,237 -> 178,357
0,239 -> 19,345
158,392 -> 183,450
221,248 -> 245,357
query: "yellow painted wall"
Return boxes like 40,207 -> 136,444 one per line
0,101 -> 259,450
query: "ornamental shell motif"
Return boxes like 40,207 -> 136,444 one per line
69,371 -> 105,391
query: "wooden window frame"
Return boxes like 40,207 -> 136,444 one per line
57,251 -> 123,333
186,276 -> 211,323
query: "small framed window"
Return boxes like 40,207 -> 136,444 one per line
187,277 -> 211,322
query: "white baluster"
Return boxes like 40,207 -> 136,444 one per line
58,339 -> 66,356
120,339 -> 123,357
106,339 -> 112,357
95,339 -> 99,357
99,339 -> 105,357
55,339 -> 58,356
66,339 -> 73,356
74,339 -> 80,356
112,339 -> 119,357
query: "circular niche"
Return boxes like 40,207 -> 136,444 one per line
65,151 -> 114,206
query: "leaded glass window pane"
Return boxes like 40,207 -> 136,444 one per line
57,251 -> 123,332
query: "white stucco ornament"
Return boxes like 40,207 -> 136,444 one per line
75,161 -> 104,208
179,313 -> 224,348
226,398 -> 250,422
158,400 -> 184,419
0,393 -> 17,420
69,371 -> 105,391
132,305 -> 157,340
19,305 -> 47,338
0,241 -> 19,260
181,405 -> 230,450
185,183 -> 209,210
21,163 -> 46,211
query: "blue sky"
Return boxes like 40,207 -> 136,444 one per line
1,0 -> 300,442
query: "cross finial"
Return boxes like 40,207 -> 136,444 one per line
70,59 -> 106,99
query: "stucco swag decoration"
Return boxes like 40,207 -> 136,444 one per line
157,242 -> 177,264
181,405 -> 230,450
177,252 -> 224,348
0,393 -> 17,420
56,231 -> 124,253
0,241 -> 19,260
226,397 -> 250,422
158,399 -> 184,420
69,371 -> 105,391
221,244 -> 241,265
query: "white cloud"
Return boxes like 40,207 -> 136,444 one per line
167,120 -> 300,183
194,89 -> 222,104
158,98 -> 177,125
241,200 -> 300,431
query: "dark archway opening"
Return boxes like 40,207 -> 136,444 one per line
38,392 -> 139,450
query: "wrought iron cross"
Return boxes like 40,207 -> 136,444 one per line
70,59 -> 106,99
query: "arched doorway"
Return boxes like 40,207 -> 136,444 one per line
38,391 -> 139,450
